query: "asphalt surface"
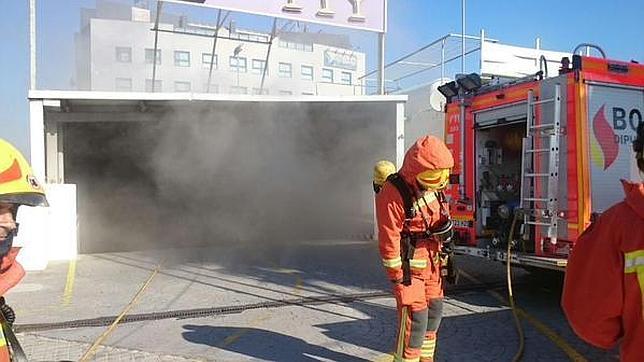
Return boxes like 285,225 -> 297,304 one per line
7,239 -> 619,361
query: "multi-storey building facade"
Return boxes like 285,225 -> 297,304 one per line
75,1 -> 366,96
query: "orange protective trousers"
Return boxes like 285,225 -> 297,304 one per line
392,248 -> 444,362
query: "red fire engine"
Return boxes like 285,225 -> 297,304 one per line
441,52 -> 644,270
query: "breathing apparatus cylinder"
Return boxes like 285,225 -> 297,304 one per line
431,219 -> 457,284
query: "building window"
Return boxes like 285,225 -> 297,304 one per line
278,39 -> 313,52
322,68 -> 334,83
145,49 -> 161,65
115,77 -> 132,91
174,51 -> 191,67
341,72 -> 352,85
203,83 -> 219,93
252,88 -> 268,95
279,63 -> 292,78
230,86 -> 248,94
202,53 -> 217,69
234,31 -> 269,42
252,59 -> 267,75
229,56 -> 247,73
115,47 -> 132,63
301,65 -> 314,81
279,90 -> 293,96
145,79 -> 162,92
174,81 -> 191,92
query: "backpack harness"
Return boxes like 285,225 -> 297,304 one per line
386,173 -> 454,286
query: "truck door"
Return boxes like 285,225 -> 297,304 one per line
587,83 -> 644,213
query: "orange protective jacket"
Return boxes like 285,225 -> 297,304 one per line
375,136 -> 454,283
0,247 -> 24,296
562,180 -> 644,362
0,247 -> 23,361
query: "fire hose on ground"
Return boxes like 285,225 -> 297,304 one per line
507,211 -> 525,362
79,260 -> 163,362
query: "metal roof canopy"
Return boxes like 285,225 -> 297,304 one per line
30,91 -> 407,126
29,90 -> 406,103
29,90 -> 408,183
362,32 -> 498,93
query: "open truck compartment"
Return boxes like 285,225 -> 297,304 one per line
34,94 -> 405,254
474,122 -> 525,244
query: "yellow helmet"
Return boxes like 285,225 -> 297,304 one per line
416,168 -> 451,191
0,139 -> 48,207
373,160 -> 396,187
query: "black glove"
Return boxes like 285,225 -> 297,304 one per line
440,252 -> 459,285
0,297 -> 15,325
445,253 -> 459,285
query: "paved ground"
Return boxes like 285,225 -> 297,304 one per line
7,239 -> 619,361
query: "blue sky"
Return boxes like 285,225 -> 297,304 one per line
1,0 -> 642,155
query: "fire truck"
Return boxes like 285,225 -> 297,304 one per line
440,51 -> 644,271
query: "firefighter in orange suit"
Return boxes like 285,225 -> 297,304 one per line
562,122 -> 644,362
0,139 -> 48,360
376,135 -> 454,362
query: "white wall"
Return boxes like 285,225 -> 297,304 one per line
15,184 -> 78,271
402,84 -> 445,149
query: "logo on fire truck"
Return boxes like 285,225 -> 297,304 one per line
591,104 -> 643,170
591,105 -> 618,170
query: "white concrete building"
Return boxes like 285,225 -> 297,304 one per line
75,1 -> 366,96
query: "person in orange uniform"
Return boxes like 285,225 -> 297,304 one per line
0,138 -> 48,360
562,122 -> 644,362
376,135 -> 454,362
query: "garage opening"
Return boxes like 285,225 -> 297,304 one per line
46,98 -> 401,253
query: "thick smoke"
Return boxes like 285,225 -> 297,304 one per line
67,101 -> 394,253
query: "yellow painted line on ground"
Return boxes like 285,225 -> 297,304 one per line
62,259 -> 77,306
459,270 -> 588,362
517,309 -> 588,361
267,261 -> 303,295
293,275 -> 303,296
220,260 -> 300,348
373,353 -> 393,362
221,329 -> 249,347
80,263 -> 162,362
270,267 -> 300,274
219,314 -> 272,348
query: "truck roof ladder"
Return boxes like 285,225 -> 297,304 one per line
520,84 -> 561,254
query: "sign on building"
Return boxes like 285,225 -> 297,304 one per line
167,0 -> 387,33
324,50 -> 358,70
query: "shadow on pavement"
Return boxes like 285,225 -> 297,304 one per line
316,300 -> 395,354
181,324 -> 370,362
